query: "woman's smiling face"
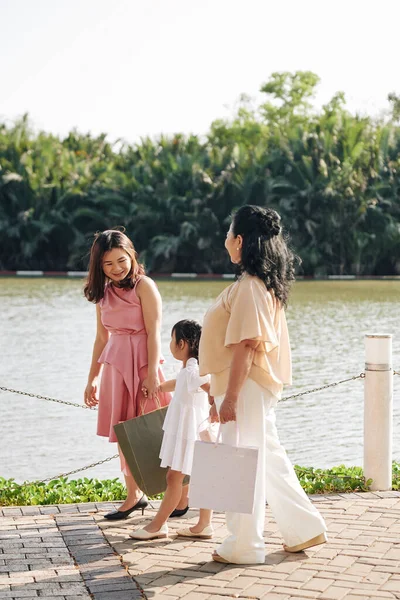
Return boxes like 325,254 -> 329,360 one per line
102,248 -> 132,282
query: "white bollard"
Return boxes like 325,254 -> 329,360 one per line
364,334 -> 393,491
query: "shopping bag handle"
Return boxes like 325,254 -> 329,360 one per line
140,393 -> 161,416
197,417 -> 210,433
199,404 -> 240,447
197,418 -> 239,447
216,422 -> 239,447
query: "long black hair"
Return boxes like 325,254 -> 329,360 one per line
172,320 -> 202,360
231,205 -> 298,307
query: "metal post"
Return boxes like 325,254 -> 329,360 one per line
364,334 -> 393,491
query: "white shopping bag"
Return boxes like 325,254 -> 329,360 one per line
189,427 -> 259,514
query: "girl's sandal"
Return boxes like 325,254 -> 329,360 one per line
177,525 -> 213,539
212,552 -> 230,563
283,532 -> 327,553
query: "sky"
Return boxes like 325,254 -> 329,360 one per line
1,0 -> 399,144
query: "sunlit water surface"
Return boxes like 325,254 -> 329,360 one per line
0,278 -> 399,482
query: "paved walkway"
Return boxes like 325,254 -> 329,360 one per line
1,492 -> 400,600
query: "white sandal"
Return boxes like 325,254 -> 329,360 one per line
283,532 -> 327,553
176,525 -> 214,539
212,552 -> 230,563
130,523 -> 168,540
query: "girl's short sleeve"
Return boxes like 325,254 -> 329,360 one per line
224,277 -> 279,353
186,358 -> 210,392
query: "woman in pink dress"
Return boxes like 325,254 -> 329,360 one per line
83,229 -> 172,519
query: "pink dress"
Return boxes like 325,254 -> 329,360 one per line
97,279 -> 171,443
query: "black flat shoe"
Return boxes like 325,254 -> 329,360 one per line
104,494 -> 148,520
169,505 -> 189,518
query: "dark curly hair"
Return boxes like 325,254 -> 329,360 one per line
84,229 -> 145,303
231,205 -> 298,307
172,320 -> 202,360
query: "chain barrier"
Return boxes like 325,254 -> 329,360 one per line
18,454 -> 365,487
1,371 -> 398,487
2,368 -> 398,410
0,386 -> 96,410
20,456 -> 366,487
2,368 -> 399,412
1,372 -> 369,410
281,372 -> 365,402
18,454 -> 119,487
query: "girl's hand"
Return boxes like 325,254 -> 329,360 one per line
142,373 -> 160,400
84,379 -> 99,408
157,382 -> 165,394
209,402 -> 219,423
219,394 -> 237,424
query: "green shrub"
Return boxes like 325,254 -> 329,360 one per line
1,462 -> 399,506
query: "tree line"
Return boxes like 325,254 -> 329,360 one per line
1,71 -> 399,275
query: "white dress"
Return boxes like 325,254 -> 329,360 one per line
159,358 -> 209,475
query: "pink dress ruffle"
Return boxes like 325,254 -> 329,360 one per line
97,280 -> 171,443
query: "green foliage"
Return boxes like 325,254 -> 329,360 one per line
294,465 -> 373,494
392,462 -> 400,491
260,70 -> 321,126
0,477 -> 127,506
1,463 -> 399,506
1,71 -> 400,275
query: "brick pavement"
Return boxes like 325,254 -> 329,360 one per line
1,492 -> 400,600
0,503 -> 141,600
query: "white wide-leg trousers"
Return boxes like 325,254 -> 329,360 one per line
214,378 -> 327,564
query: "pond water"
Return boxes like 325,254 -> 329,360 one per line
0,278 -> 399,483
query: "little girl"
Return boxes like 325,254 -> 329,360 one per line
130,319 -> 214,540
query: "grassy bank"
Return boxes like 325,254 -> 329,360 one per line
1,463 -> 399,506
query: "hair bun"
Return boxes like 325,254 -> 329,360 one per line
260,209 -> 281,238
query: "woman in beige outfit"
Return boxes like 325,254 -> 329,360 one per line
199,205 -> 327,565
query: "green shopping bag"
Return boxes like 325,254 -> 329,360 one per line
114,406 -> 169,497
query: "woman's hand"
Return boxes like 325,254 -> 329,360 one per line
219,394 -> 237,423
209,402 -> 219,423
142,372 -> 160,400
84,379 -> 99,408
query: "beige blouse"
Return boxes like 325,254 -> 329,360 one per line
199,273 -> 292,398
